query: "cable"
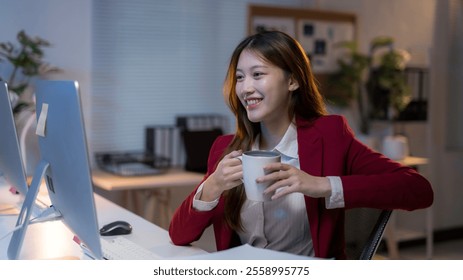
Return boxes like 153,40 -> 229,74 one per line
0,205 -> 62,241
0,224 -> 22,241
29,205 -> 62,224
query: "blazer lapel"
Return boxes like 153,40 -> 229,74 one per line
296,117 -> 323,176
296,116 -> 323,256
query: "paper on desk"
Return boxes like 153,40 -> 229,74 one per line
179,244 -> 321,260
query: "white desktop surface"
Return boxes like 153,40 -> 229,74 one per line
0,177 -> 206,260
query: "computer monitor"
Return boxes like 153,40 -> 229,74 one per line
0,82 -> 29,197
7,80 -> 103,260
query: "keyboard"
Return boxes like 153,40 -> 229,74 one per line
101,236 -> 161,260
103,162 -> 164,176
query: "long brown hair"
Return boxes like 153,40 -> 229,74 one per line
222,31 -> 327,231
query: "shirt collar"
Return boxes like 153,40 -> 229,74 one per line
252,122 -> 299,159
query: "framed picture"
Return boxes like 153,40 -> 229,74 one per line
248,5 -> 356,76
252,16 -> 296,37
298,19 -> 354,73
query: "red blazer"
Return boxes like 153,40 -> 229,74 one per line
169,115 -> 433,259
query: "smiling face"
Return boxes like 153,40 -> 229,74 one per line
235,50 -> 298,129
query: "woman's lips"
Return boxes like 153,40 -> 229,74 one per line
245,98 -> 263,109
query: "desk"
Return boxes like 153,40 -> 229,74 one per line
0,178 -> 206,260
397,156 -> 429,167
92,168 -> 204,228
383,156 -> 433,259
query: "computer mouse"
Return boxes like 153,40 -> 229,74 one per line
99,220 -> 133,236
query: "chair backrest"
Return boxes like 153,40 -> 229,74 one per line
344,208 -> 392,260
176,114 -> 228,173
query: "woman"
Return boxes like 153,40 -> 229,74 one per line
169,31 -> 433,259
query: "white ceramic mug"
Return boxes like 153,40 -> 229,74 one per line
238,150 -> 281,202
382,135 -> 409,160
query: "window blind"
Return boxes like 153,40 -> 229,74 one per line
91,0 -> 302,155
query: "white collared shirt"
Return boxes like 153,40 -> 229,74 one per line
192,123 -> 344,256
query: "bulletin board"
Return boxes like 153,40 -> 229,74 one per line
248,5 -> 357,75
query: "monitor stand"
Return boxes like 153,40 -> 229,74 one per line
7,160 -> 60,259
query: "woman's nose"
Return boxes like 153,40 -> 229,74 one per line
240,77 -> 254,96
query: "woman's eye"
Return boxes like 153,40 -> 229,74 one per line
236,74 -> 244,81
253,72 -> 264,78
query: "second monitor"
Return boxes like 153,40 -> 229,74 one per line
0,82 -> 29,198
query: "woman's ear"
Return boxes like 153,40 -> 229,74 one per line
288,76 -> 300,92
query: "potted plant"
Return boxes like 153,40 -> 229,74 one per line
0,30 -> 60,114
327,41 -> 370,134
366,37 -> 411,120
0,30 -> 60,176
326,36 -> 411,134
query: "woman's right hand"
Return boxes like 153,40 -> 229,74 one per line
199,150 -> 243,202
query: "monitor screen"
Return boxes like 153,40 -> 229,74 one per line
0,82 -> 29,197
7,80 -> 103,259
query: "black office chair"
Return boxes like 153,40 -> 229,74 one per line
176,114 -> 228,173
344,208 -> 393,260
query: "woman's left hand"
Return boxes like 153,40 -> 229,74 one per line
259,163 -> 331,200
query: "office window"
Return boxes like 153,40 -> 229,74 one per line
91,0 -> 301,153
92,0 -> 228,152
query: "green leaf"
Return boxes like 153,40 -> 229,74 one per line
370,36 -> 394,51
1,30 -> 61,114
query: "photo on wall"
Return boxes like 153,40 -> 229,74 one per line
247,4 -> 357,94
297,20 -> 354,73
251,16 -> 296,38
